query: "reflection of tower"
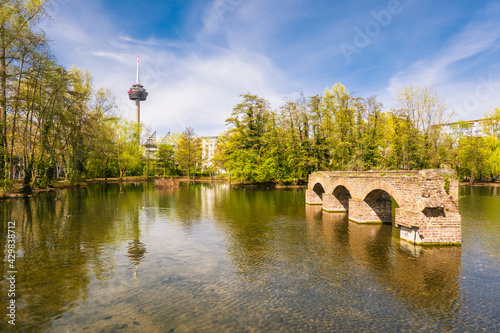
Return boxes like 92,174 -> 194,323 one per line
127,239 -> 147,281
128,55 -> 148,123
127,239 -> 147,266
127,208 -> 147,280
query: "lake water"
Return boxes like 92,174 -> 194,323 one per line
1,183 -> 499,332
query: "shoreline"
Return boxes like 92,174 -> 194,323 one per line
2,178 -> 498,199
460,181 -> 500,187
0,177 -> 307,199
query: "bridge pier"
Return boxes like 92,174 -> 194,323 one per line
348,198 -> 392,223
305,189 -> 322,205
322,193 -> 347,212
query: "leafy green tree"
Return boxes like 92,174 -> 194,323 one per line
224,148 -> 259,182
385,114 -> 411,169
156,143 -> 176,176
308,94 -> 330,171
115,118 -> 144,179
360,97 -> 386,170
14,55 -> 72,191
489,148 -> 500,179
57,67 -> 93,184
392,85 -> 448,169
456,121 -> 490,184
84,88 -> 118,179
175,126 -> 202,180
483,108 -> 500,179
319,83 -> 355,170
1,0 -> 48,191
226,93 -> 270,150
483,107 -> 500,139
265,96 -> 315,183
219,93 -> 271,182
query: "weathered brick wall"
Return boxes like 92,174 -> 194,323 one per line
306,170 -> 462,244
396,209 -> 461,244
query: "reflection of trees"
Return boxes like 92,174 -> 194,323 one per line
305,204 -> 323,222
219,189 -> 462,319
0,183 -> 149,331
305,209 -> 350,251
213,188 -> 306,283
318,211 -> 350,247
215,190 -> 276,283
459,186 -> 500,255
127,239 -> 147,281
170,183 -> 204,231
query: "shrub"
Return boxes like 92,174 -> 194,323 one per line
444,176 -> 450,194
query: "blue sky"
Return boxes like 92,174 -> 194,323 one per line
41,0 -> 500,136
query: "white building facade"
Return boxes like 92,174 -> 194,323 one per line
200,136 -> 219,172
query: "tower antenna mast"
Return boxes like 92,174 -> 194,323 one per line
128,55 -> 148,124
136,54 -> 140,84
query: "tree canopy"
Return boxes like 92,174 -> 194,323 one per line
216,85 -> 499,184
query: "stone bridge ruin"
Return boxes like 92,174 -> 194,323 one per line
306,170 -> 461,245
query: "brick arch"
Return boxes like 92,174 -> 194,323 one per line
329,178 -> 355,197
332,184 -> 352,196
312,182 -> 326,199
360,180 -> 403,206
332,185 -> 352,212
362,189 -> 394,224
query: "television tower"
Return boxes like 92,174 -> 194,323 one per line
128,55 -> 148,123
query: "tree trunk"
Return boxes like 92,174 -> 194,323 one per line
0,32 -> 7,184
21,159 -> 33,195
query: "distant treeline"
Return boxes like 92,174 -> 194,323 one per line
214,88 -> 500,185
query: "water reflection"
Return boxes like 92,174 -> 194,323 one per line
305,208 -> 463,324
127,218 -> 147,281
317,209 -> 350,247
0,183 -> 498,332
127,240 -> 147,266
0,184 -> 158,331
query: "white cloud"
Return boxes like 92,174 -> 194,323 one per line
42,0 -> 295,136
384,3 -> 500,118
388,21 -> 500,91
127,48 -> 293,136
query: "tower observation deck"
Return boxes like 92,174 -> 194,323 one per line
128,55 -> 148,123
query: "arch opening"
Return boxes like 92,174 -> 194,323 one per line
332,185 -> 352,211
422,207 -> 445,217
312,183 -> 325,201
364,189 -> 399,224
